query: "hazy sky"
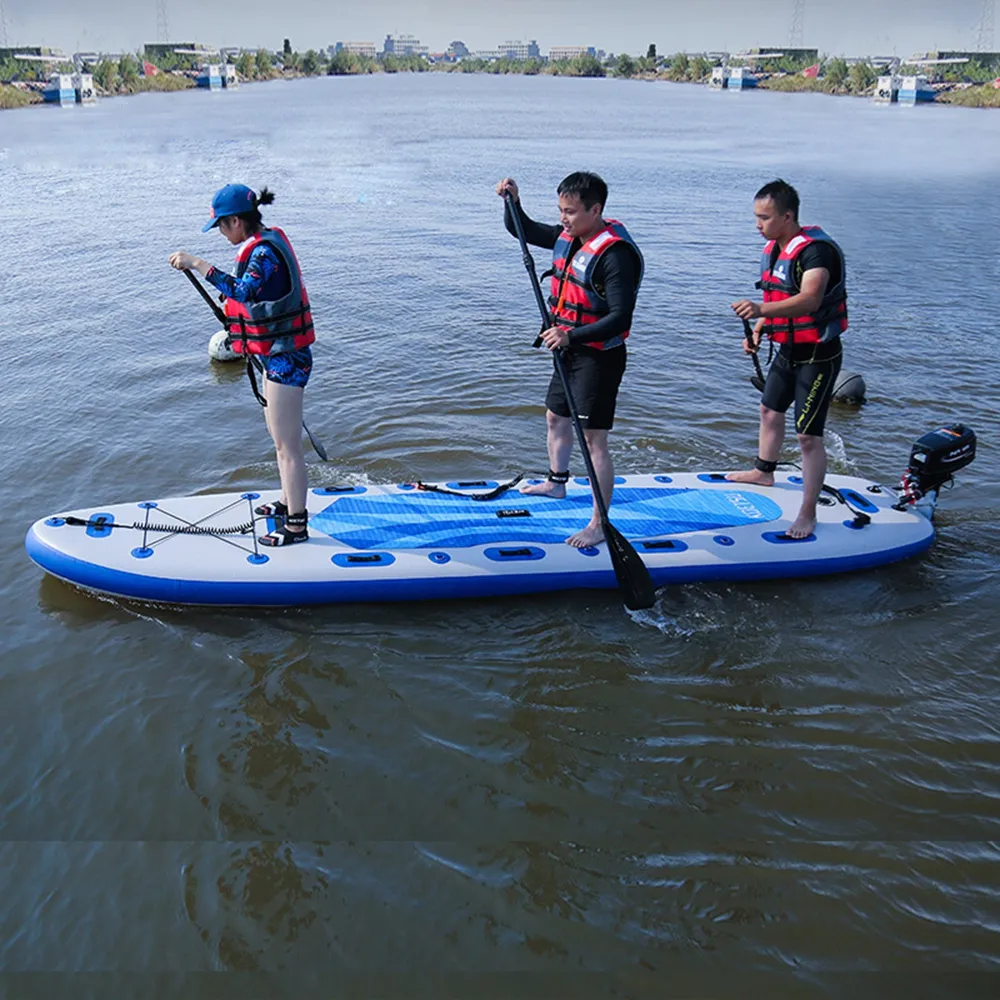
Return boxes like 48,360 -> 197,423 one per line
3,0 -> 993,59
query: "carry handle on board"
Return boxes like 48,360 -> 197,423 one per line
503,192 -> 656,611
182,268 -> 328,461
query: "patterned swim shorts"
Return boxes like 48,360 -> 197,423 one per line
261,346 -> 312,389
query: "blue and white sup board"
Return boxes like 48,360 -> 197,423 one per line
25,472 -> 934,607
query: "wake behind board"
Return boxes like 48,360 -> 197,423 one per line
25,452 -> 965,608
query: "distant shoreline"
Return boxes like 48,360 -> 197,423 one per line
0,72 -> 194,110
4,64 -> 998,112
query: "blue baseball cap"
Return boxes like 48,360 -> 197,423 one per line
202,183 -> 257,232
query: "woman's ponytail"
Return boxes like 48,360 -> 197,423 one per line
237,187 -> 275,231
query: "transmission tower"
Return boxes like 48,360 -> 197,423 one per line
976,0 -> 995,52
0,1 -> 9,47
156,0 -> 170,43
789,0 -> 806,48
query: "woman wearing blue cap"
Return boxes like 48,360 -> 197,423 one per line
169,184 -> 316,547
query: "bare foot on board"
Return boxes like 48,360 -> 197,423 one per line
566,520 -> 605,548
786,511 -> 816,539
519,480 -> 567,499
725,469 -> 775,486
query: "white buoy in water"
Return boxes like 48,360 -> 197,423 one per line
833,371 -> 867,405
208,330 -> 239,362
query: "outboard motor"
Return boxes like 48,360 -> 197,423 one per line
895,424 -> 976,511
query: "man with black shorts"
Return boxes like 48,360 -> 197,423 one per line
496,172 -> 644,548
727,179 -> 848,538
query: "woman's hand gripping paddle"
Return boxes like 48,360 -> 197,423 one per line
503,192 -> 656,611
181,268 -> 328,460
743,317 -> 767,393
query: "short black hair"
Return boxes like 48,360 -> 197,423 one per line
557,171 -> 608,211
754,179 -> 799,219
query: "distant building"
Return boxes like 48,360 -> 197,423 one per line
927,49 -> 1000,65
498,39 -> 540,60
845,55 -> 897,68
866,55 -> 901,69
0,46 -> 43,60
335,41 -> 377,58
473,49 -> 501,62
742,46 -> 819,63
448,40 -> 469,59
72,51 -> 129,70
1,46 -> 69,64
382,34 -> 428,58
548,45 -> 596,62
143,42 -> 218,62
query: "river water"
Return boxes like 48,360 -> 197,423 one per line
1,73 -> 999,995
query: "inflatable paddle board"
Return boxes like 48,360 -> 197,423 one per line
24,444 -> 971,608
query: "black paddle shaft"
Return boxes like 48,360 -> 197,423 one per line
508,206 -> 551,350
503,192 -> 655,610
742,317 -> 766,392
184,267 -> 226,324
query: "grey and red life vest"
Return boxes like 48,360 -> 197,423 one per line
549,221 -> 644,350
223,227 -> 315,356
757,226 -> 848,345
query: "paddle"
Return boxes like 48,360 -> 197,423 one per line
503,191 -> 656,611
182,268 -> 328,460
744,320 -> 766,389
743,317 -> 767,393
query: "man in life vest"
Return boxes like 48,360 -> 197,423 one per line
168,183 -> 316,547
727,178 -> 847,539
496,172 -> 644,549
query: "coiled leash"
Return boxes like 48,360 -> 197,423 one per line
60,494 -> 274,559
63,516 -> 254,536
412,474 -> 525,501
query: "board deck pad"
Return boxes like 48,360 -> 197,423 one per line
310,486 -> 785,549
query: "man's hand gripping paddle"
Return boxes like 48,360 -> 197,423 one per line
182,268 -> 328,460
743,317 -> 767,393
503,192 -> 656,611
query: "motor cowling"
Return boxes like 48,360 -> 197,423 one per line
897,423 -> 976,506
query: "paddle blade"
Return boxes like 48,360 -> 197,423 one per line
604,521 -> 657,610
304,422 -> 328,461
751,375 -> 766,393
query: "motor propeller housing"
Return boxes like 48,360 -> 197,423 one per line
897,424 -> 976,506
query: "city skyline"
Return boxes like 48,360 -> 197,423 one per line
3,0 -> 995,59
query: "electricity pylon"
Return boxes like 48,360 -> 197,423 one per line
156,0 -> 170,43
789,0 -> 806,49
976,0 -> 995,52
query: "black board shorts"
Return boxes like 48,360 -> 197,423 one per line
545,345 -> 627,430
761,341 -> 843,438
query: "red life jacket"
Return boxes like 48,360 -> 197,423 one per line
757,226 -> 848,345
550,220 -> 644,350
223,227 -> 315,356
